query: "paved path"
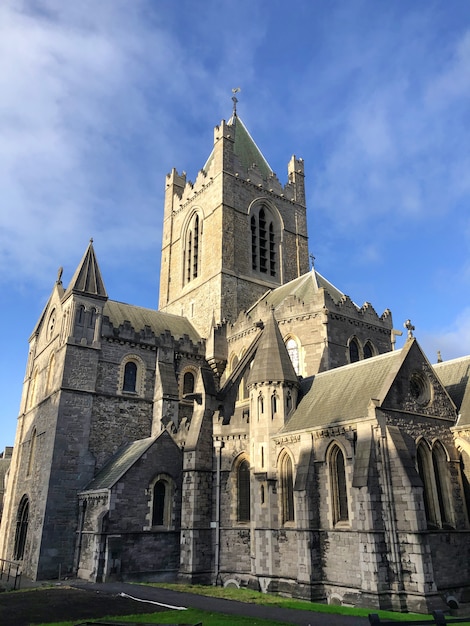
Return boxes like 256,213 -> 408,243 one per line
70,579 -> 370,626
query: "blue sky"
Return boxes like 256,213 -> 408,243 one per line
1,0 -> 470,452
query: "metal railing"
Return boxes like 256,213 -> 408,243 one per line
0,558 -> 22,590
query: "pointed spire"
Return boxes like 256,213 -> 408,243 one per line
65,239 -> 108,299
247,311 -> 298,386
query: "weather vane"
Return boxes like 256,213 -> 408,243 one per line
232,87 -> 240,116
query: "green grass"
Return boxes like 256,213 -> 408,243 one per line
29,582 -> 470,626
33,608 -> 294,626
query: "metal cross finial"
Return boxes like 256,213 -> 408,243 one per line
309,253 -> 315,270
232,87 -> 240,116
404,319 -> 415,339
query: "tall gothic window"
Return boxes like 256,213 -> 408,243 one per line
417,439 -> 453,529
432,441 -> 453,528
237,459 -> 251,522
286,338 -> 300,375
280,453 -> 295,523
27,428 -> 37,477
14,496 -> 29,560
417,441 -> 436,527
330,444 -> 349,525
184,213 -> 200,284
460,450 -> 470,520
250,206 -> 277,277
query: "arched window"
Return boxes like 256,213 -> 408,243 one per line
271,393 -> 277,419
417,441 -> 437,527
46,353 -> 55,395
123,361 -> 137,393
184,213 -> 201,284
258,393 -> 264,418
28,368 -> 39,409
250,205 -> 277,277
280,453 -> 295,523
286,338 -> 300,375
460,450 -> 470,520
237,459 -> 251,522
14,496 -> 29,560
349,338 -> 360,363
150,476 -> 173,528
183,371 -> 195,396
432,441 -> 453,528
330,445 -> 349,525
363,341 -> 374,359
152,481 -> 166,526
27,429 -> 37,477
76,305 -> 85,326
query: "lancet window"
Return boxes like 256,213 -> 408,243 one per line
250,206 -> 277,277
184,213 -> 201,284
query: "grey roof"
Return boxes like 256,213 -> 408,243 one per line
247,313 -> 298,386
103,300 -> 201,344
204,114 -> 273,179
281,348 -> 406,433
433,355 -> 470,411
64,240 -> 107,299
83,437 -> 155,491
248,270 -> 348,313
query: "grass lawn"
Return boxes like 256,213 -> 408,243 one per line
32,583 -> 470,626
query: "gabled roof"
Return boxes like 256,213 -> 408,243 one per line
83,437 -> 156,491
103,300 -> 201,344
281,347 -> 407,433
434,355 -> 470,412
248,269 -> 348,313
247,312 -> 298,386
64,240 -> 107,299
203,114 -> 273,179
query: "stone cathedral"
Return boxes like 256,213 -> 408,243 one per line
1,105 -> 470,613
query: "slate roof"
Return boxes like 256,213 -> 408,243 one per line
64,240 -> 107,299
103,300 -> 201,344
281,348 -> 406,433
434,355 -> 470,412
83,437 -> 155,491
248,269 -> 349,313
247,313 -> 298,386
204,114 -> 273,180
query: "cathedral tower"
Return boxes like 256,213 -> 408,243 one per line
159,108 -> 310,338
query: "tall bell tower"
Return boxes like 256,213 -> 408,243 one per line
158,103 -> 310,338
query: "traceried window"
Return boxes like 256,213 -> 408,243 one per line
417,439 -> 454,529
286,338 -> 300,375
237,459 -> 251,522
250,205 -> 278,277
330,444 -> 349,525
280,452 -> 295,523
14,496 -> 29,560
184,213 -> 201,284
